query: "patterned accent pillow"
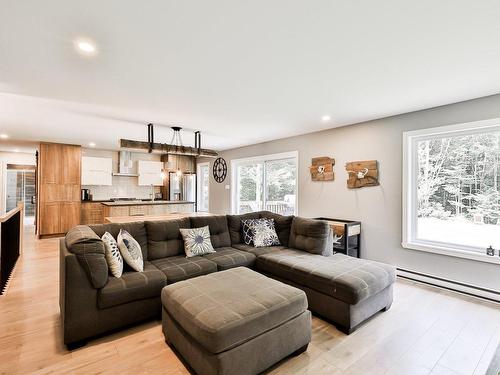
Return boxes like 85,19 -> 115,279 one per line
117,229 -> 144,272
102,231 -> 123,278
179,226 -> 216,258
241,219 -> 261,245
252,218 -> 281,248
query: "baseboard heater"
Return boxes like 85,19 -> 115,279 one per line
397,268 -> 500,303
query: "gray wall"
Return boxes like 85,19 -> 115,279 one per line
204,94 -> 500,291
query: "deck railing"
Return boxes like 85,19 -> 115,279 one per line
0,203 -> 23,294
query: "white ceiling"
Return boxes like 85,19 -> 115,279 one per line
1,0 -> 500,151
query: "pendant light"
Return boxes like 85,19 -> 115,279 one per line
170,126 -> 183,176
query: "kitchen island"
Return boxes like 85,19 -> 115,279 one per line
81,200 -> 195,225
104,211 -> 212,223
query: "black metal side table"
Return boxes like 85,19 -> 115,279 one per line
314,217 -> 361,258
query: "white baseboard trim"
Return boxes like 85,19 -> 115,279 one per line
397,268 -> 500,303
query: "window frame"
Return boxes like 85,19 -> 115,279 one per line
402,118 -> 500,265
196,162 -> 210,212
230,151 -> 299,215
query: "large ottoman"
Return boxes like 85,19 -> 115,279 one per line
161,267 -> 311,375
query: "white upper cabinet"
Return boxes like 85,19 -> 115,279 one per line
138,161 -> 164,186
82,156 -> 113,186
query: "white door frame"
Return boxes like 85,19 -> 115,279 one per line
196,162 -> 210,212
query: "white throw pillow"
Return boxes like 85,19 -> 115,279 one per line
102,231 -> 123,278
117,229 -> 144,272
179,226 -> 216,258
252,218 -> 281,248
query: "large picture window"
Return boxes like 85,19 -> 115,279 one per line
403,119 -> 500,263
231,152 -> 298,215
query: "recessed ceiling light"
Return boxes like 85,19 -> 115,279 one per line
75,39 -> 97,55
0,134 -> 8,139
321,115 -> 331,122
88,142 -> 96,147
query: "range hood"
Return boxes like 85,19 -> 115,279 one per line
112,151 -> 139,177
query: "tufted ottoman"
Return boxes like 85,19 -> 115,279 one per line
161,267 -> 311,375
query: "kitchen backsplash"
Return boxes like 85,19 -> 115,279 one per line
83,175 -> 162,200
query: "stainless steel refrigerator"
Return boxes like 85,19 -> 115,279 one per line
170,173 -> 196,202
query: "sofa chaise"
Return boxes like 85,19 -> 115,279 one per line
60,211 -> 395,346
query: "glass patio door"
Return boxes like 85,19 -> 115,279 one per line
234,152 -> 297,215
264,158 -> 296,215
236,162 -> 264,214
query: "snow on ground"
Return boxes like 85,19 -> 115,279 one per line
418,217 -> 500,250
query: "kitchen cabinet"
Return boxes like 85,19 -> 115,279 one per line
138,161 -> 164,186
102,202 -> 195,219
82,156 -> 112,186
38,143 -> 81,237
81,202 -> 104,225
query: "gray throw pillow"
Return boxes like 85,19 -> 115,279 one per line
179,226 -> 216,258
251,218 -> 281,247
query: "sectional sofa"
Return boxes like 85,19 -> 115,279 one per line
60,211 -> 395,347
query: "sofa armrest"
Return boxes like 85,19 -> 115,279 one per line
60,239 -> 99,345
65,225 -> 108,289
288,217 -> 333,256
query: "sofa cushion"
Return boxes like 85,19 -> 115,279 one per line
97,261 -> 166,309
151,256 -> 218,284
232,243 -> 287,257
257,250 -> 396,305
146,218 -> 191,260
259,211 -> 294,247
190,215 -> 231,248
65,225 -> 108,289
226,212 -> 261,245
161,267 -> 308,354
288,217 -> 333,256
202,247 -> 256,270
90,222 -> 148,260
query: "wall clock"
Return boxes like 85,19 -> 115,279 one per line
213,157 -> 227,183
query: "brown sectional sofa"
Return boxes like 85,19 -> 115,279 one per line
60,211 -> 396,347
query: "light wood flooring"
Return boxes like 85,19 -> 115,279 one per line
0,226 -> 499,375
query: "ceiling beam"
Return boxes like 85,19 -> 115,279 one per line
120,139 -> 218,157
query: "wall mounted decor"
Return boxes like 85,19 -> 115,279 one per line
346,160 -> 379,189
309,157 -> 335,181
213,157 -> 227,183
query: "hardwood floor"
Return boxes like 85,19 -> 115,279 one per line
1,227 -> 499,375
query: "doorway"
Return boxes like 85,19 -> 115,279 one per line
6,165 -> 36,225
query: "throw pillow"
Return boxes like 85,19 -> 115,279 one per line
241,218 -> 261,245
179,226 -> 216,258
102,232 -> 123,278
252,218 -> 281,247
117,229 -> 144,272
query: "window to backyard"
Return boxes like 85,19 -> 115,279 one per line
403,120 -> 500,263
232,152 -> 298,215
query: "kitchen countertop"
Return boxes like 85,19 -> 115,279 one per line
100,200 -> 195,207
81,200 -> 112,203
105,212 -> 212,223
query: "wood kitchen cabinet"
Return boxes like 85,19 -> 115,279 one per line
81,203 -> 104,225
37,143 -> 81,237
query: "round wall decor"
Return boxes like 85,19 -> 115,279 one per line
213,157 -> 227,183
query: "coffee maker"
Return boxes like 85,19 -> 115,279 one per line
81,189 -> 91,201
